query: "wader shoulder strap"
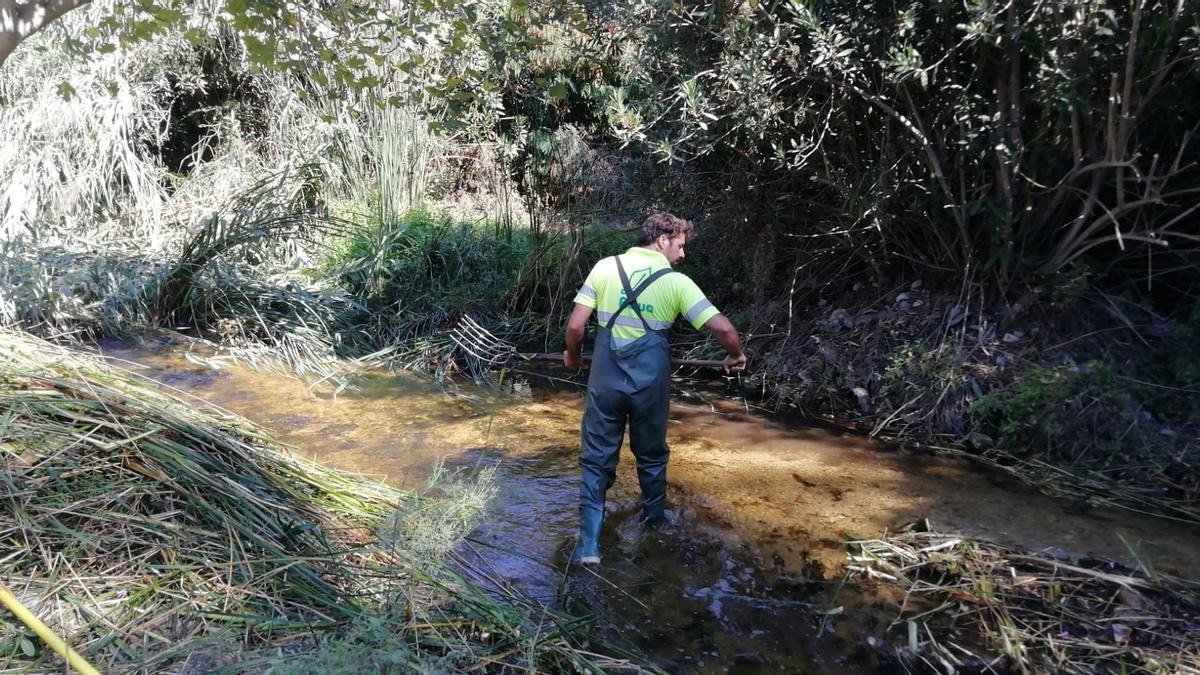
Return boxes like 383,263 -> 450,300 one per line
609,257 -> 674,331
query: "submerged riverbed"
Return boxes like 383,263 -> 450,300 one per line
96,338 -> 1200,673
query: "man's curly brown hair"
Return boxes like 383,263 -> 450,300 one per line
636,212 -> 694,245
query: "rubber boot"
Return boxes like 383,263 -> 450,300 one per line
576,502 -> 604,564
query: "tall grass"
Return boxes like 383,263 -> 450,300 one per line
317,83 -> 444,224
152,167 -> 380,386
319,207 -> 627,354
0,167 -> 354,378
0,240 -> 165,337
0,1 -> 353,250
375,107 -> 438,221
0,3 -> 172,244
326,208 -> 527,329
157,166 -> 344,320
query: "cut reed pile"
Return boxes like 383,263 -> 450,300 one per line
0,329 -> 652,673
846,526 -> 1200,674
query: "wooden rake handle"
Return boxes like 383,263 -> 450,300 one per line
521,352 -> 728,369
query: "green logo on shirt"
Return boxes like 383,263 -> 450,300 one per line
619,267 -> 656,314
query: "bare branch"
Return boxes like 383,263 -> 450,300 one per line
0,0 -> 93,69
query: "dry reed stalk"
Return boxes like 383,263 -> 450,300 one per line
846,525 -> 1200,674
0,329 -> 654,673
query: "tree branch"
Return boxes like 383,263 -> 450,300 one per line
0,0 -> 92,69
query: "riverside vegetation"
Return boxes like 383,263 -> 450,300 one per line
0,330 -> 653,672
1,0 -> 1198,672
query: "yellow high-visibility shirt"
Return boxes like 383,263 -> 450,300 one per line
573,247 -> 720,348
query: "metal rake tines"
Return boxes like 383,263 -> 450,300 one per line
449,315 -> 518,366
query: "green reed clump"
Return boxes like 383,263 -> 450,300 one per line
319,207 -> 628,349
310,207 -> 539,385
0,329 -> 651,673
323,208 -> 531,331
0,240 -> 167,337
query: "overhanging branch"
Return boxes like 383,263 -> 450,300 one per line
0,0 -> 93,68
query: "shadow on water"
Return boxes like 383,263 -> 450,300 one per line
94,336 -> 1200,673
549,517 -> 882,674
449,444 -> 884,673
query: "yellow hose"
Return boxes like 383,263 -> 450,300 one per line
0,582 -> 101,675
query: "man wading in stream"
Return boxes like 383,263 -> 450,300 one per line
562,213 -> 747,565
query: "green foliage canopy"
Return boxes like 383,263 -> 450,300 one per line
505,0 -> 1199,289
0,0 -> 551,113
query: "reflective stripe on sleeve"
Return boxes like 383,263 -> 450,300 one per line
578,284 -> 596,300
683,299 -> 715,324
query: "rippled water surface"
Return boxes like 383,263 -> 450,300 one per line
96,338 -> 1200,673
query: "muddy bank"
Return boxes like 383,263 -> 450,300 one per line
752,290 -> 1199,522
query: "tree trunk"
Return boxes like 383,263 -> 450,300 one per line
0,0 -> 92,69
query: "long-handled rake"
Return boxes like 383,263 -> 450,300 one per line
450,315 -> 728,370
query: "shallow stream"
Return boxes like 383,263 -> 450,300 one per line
95,339 -> 1200,673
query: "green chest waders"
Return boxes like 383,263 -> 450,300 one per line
576,259 -> 674,562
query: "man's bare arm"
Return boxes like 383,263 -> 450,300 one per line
703,314 -> 747,373
563,303 -> 593,368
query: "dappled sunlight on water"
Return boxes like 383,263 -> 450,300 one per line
96,337 -> 1200,672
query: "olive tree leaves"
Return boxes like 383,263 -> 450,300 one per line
1,0 -> 535,117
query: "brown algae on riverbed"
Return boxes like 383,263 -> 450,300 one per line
96,338 -> 1200,672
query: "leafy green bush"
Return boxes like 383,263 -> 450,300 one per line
969,360 -> 1144,464
882,340 -> 962,398
501,0 -> 1200,307
970,364 -> 1076,443
966,349 -> 1197,512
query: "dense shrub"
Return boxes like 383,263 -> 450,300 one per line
597,0 -> 1200,294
